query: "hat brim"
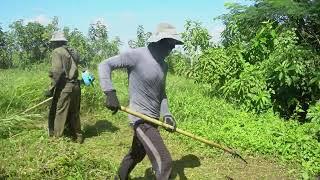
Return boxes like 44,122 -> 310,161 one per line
50,38 -> 68,42
148,33 -> 183,45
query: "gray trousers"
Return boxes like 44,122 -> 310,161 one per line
118,122 -> 172,180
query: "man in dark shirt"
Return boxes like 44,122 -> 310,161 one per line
48,31 -> 83,143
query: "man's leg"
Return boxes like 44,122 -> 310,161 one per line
54,90 -> 71,137
117,130 -> 146,180
135,123 -> 172,180
68,85 -> 83,143
48,88 -> 60,136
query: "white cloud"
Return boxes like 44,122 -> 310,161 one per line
25,14 -> 50,25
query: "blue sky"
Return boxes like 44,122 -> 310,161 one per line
1,0 -> 251,49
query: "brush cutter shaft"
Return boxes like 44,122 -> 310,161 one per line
120,106 -> 237,155
22,97 -> 53,114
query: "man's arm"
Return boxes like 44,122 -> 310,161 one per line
98,51 -> 135,92
98,51 -> 136,114
160,63 -> 171,116
160,63 -> 177,132
160,91 -> 171,116
161,88 -> 177,132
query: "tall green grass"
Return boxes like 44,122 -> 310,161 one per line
0,65 -> 319,178
0,64 -> 50,137
166,75 -> 320,178
0,64 -> 49,115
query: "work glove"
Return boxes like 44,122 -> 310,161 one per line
104,90 -> 120,114
163,115 -> 177,132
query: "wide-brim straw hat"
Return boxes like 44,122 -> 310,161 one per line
50,31 -> 68,42
148,23 -> 183,45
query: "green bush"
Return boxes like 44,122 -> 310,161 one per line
221,64 -> 272,113
306,102 -> 320,143
193,48 -> 242,91
166,51 -> 192,77
307,102 -> 320,124
264,29 -> 320,120
172,21 -> 320,120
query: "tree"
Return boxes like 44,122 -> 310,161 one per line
0,25 -> 13,68
66,28 -> 93,67
9,20 -> 49,67
0,26 -> 4,47
216,0 -> 320,120
219,0 -> 320,50
181,20 -> 212,66
128,25 -> 151,48
88,21 -> 121,63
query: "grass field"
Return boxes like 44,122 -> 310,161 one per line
0,64 -> 319,179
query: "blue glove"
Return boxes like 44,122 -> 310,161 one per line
81,70 -> 95,86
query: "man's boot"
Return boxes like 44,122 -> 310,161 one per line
113,174 -> 120,180
48,129 -> 54,137
75,133 -> 84,144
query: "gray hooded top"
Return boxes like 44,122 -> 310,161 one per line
98,47 -> 171,124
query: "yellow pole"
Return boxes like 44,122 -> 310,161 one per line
22,97 -> 53,114
120,106 -> 247,164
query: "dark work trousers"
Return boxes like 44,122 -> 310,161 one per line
117,122 -> 172,180
54,82 -> 81,137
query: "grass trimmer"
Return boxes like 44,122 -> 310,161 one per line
120,106 -> 248,164
22,70 -> 95,114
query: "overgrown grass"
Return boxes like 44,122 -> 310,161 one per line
0,65 -> 319,179
0,64 -> 50,138
167,76 -> 320,178
0,129 -> 119,179
0,64 -> 49,116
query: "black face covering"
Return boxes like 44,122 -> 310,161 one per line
51,41 -> 67,49
147,39 -> 175,62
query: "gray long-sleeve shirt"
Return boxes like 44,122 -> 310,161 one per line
98,47 -> 171,124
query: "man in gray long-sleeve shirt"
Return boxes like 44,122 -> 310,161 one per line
98,23 -> 183,180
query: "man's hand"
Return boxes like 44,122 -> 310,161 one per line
44,87 -> 54,97
104,90 -> 120,114
163,115 -> 177,132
